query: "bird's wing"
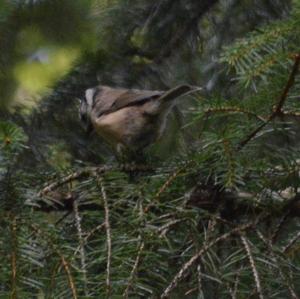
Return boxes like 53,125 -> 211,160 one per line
92,86 -> 164,117
91,85 -> 200,117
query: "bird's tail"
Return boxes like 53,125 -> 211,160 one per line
159,84 -> 202,102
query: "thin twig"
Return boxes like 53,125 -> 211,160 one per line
38,165 -> 113,196
282,110 -> 300,117
158,219 -> 184,237
231,266 -> 243,299
272,54 -> 300,115
123,239 -> 145,298
10,215 -> 17,299
155,161 -> 193,199
38,164 -> 154,198
83,222 -> 106,241
144,160 -> 194,213
271,211 -> 291,244
31,225 -> 78,299
282,230 -> 300,254
240,235 -> 264,299
204,107 -> 266,122
238,54 -> 300,150
60,255 -> 78,299
71,223 -> 106,261
98,177 -> 112,298
49,262 -> 61,298
184,287 -> 198,296
183,263 -> 203,297
256,230 -> 299,299
160,222 -> 255,298
197,263 -> 203,297
73,200 -> 88,296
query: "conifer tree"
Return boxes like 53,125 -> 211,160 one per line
0,1 -> 299,298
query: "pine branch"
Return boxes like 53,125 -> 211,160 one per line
30,224 -> 78,299
60,255 -> 78,299
272,54 -> 300,116
160,221 -> 256,298
98,177 -> 112,298
240,235 -> 264,299
38,165 -> 113,197
282,230 -> 300,254
271,211 -> 291,244
38,164 -> 152,197
238,54 -> 300,150
158,219 -> 184,237
204,107 -> 266,122
71,223 -> 105,262
73,200 -> 88,297
256,230 -> 299,299
10,215 -> 17,299
34,183 -> 300,219
144,160 -> 194,213
282,111 -> 300,117
230,266 -> 243,299
184,263 -> 203,297
123,239 -> 145,299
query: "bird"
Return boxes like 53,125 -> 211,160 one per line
79,84 -> 200,160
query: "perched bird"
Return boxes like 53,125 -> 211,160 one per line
79,84 -> 200,159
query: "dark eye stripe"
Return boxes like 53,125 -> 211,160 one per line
82,96 -> 87,103
80,112 -> 87,122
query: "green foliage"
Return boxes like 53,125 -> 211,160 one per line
0,121 -> 27,153
221,1 -> 300,88
0,1 -> 300,299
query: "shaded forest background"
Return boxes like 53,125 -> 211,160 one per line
0,0 -> 300,298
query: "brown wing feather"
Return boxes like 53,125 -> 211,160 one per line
92,86 -> 164,117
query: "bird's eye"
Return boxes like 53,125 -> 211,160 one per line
80,113 -> 87,122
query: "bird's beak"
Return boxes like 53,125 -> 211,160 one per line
185,86 -> 203,97
191,86 -> 203,91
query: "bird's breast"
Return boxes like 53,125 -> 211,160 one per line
91,101 -> 173,150
92,107 -> 146,146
